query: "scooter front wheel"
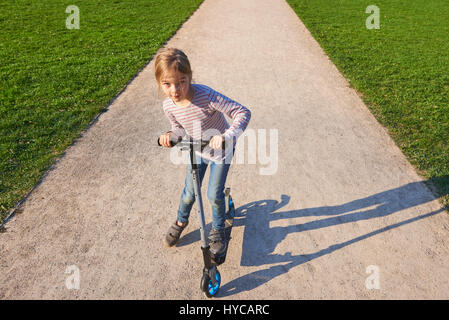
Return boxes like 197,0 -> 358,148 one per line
201,269 -> 221,298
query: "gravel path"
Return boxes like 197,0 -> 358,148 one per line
1,0 -> 449,299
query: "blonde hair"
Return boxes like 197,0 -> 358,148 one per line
154,48 -> 192,86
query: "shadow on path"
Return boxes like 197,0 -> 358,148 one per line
217,177 -> 448,297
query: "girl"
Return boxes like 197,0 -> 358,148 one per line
155,48 -> 251,255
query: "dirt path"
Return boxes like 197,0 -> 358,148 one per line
1,0 -> 449,299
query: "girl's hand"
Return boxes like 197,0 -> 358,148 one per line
159,132 -> 172,148
209,135 -> 224,149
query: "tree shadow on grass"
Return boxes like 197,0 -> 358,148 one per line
217,177 -> 448,297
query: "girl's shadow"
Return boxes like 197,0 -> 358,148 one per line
217,178 -> 447,297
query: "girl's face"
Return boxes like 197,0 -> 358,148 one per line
160,70 -> 192,104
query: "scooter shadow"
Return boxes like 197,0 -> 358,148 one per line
216,178 -> 447,297
177,222 -> 212,247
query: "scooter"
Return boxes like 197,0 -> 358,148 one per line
157,135 -> 235,298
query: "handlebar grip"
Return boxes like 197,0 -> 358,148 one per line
157,135 -> 182,147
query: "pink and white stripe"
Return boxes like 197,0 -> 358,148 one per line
162,84 -> 251,162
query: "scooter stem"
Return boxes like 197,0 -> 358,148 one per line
190,145 -> 208,250
192,167 -> 208,249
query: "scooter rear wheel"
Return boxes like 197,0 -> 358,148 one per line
201,269 -> 221,298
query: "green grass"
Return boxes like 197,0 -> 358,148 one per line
1,0 -> 448,225
0,0 -> 204,224
286,0 -> 449,209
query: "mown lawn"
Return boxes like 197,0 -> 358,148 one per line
0,0 -> 204,224
287,0 -> 449,209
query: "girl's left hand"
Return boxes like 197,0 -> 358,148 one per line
209,135 -> 224,149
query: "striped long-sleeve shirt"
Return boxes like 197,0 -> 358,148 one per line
163,84 -> 251,162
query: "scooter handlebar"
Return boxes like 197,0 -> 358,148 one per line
157,134 -> 225,149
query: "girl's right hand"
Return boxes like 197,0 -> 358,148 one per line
159,132 -> 172,148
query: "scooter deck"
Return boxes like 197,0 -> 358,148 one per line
211,194 -> 235,266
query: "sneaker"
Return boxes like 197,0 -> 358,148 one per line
164,220 -> 188,247
208,228 -> 227,255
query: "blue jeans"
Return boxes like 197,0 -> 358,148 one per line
177,156 -> 232,231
